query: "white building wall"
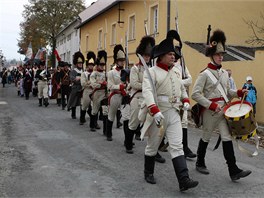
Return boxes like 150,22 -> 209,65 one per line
56,19 -> 80,67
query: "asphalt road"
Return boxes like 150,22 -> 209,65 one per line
0,84 -> 263,198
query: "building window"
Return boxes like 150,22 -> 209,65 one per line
111,23 -> 116,45
150,5 -> 158,35
86,35 -> 89,52
129,15 -> 136,40
98,29 -> 103,50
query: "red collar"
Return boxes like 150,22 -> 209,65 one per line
115,67 -> 120,71
97,68 -> 104,72
207,63 -> 222,70
157,62 -> 169,71
137,60 -> 143,66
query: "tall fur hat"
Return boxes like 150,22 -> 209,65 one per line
73,51 -> 85,65
136,36 -> 155,56
113,44 -> 126,62
166,30 -> 183,49
86,51 -> 96,65
96,50 -> 107,65
205,30 -> 226,57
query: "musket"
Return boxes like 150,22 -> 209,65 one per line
174,0 -> 187,80
125,31 -> 129,68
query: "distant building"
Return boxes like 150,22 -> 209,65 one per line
55,18 -> 81,66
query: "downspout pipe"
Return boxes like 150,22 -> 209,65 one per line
167,0 -> 171,32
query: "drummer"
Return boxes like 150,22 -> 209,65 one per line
191,29 -> 251,181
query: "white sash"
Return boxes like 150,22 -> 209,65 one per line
204,69 -> 229,103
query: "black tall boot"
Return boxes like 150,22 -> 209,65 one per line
123,120 -> 134,154
102,115 -> 108,136
95,113 -> 101,129
38,98 -> 42,107
172,156 -> 199,191
196,139 -> 209,174
71,107 -> 76,119
106,120 -> 113,141
99,107 -> 103,121
134,125 -> 141,140
222,141 -> 251,181
182,128 -> 196,158
87,105 -> 92,117
116,110 -> 123,128
144,155 -> 156,184
43,98 -> 49,107
61,97 -> 66,110
155,152 -> 166,163
57,98 -> 61,106
79,110 -> 86,125
90,114 -> 96,132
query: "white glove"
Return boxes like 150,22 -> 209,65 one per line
154,112 -> 164,127
183,102 -> 190,111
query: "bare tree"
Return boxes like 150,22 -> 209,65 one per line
244,12 -> 264,47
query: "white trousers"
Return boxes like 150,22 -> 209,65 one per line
38,80 -> 48,98
108,94 -> 122,122
202,109 -> 232,142
128,96 -> 143,130
92,90 -> 105,115
145,108 -> 184,159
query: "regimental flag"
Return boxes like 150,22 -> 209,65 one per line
25,42 -> 33,60
34,47 -> 46,61
54,49 -> 61,62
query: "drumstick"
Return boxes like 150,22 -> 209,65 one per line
239,92 -> 246,110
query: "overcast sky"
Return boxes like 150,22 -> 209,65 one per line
0,0 -> 96,61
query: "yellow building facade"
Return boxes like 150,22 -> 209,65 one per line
79,0 -> 264,123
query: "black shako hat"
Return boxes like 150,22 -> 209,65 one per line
113,44 -> 126,62
73,51 -> 85,65
136,36 -> 155,56
86,51 -> 96,66
166,30 -> 183,49
153,38 -> 181,59
96,50 -> 107,65
205,29 -> 226,57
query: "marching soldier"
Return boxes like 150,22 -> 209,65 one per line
120,68 -> 132,153
23,63 -> 33,100
50,66 -> 62,106
166,30 -> 196,158
59,61 -> 71,110
35,61 -> 50,107
191,30 -> 251,180
67,51 -> 84,119
90,50 -> 108,131
106,45 -> 127,141
80,51 -> 96,126
141,37 -> 198,191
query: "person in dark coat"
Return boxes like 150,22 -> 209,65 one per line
67,51 -> 84,119
59,61 -> 71,110
23,64 -> 33,100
